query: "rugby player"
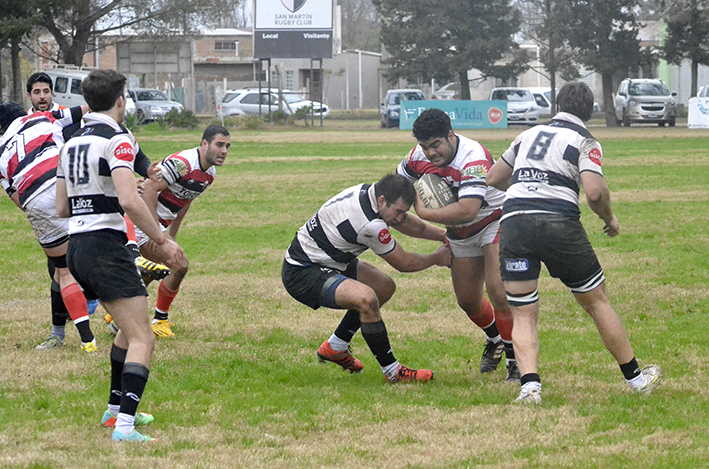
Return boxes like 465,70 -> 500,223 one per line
282,173 -> 452,383
396,108 -> 518,381
56,69 -> 184,441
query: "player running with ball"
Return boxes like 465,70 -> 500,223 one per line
396,108 -> 518,382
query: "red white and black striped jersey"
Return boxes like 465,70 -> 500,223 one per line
0,107 -> 82,207
397,134 -> 505,237
154,147 -> 216,225
57,113 -> 137,235
499,112 -> 604,221
285,183 -> 397,271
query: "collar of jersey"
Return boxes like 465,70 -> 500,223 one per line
83,112 -> 122,131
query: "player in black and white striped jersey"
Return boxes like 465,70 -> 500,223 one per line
282,173 -> 452,383
487,81 -> 662,404
56,69 -> 184,442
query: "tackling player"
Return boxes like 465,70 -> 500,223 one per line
396,108 -> 518,381
56,69 -> 184,442
282,173 -> 452,383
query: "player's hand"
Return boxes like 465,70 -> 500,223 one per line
413,192 -> 431,220
147,161 -> 163,182
433,244 -> 453,268
136,177 -> 146,196
155,238 -> 184,265
603,215 -> 619,237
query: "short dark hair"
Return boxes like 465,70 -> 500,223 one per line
0,102 -> 27,133
81,69 -> 126,112
557,82 -> 594,122
27,72 -> 53,93
412,108 -> 452,142
202,124 -> 230,143
374,173 -> 416,207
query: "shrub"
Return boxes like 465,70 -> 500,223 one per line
165,108 -> 199,129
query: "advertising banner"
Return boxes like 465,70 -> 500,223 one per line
687,97 -> 709,129
399,100 -> 508,130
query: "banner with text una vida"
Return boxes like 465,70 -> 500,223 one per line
400,101 -> 507,130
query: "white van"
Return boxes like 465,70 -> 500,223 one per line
42,65 -> 136,115
42,65 -> 93,107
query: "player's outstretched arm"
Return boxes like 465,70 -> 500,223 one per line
380,243 -> 452,273
391,212 -> 447,243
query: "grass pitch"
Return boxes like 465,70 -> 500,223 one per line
1,122 -> 709,468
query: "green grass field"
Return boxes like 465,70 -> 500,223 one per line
1,122 -> 709,468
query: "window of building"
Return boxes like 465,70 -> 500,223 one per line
285,70 -> 295,90
215,41 -> 239,55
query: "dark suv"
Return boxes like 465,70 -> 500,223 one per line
379,89 -> 425,128
614,78 -> 677,127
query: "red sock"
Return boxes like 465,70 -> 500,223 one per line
468,297 -> 495,329
124,216 -> 136,244
494,307 -> 513,342
61,283 -> 89,323
156,280 -> 179,313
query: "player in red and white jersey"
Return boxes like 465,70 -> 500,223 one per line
26,72 -> 67,114
0,101 -> 97,352
1,106 -> 83,207
396,108 -> 518,382
133,125 -> 230,338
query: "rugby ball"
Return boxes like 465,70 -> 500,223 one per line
416,173 -> 457,209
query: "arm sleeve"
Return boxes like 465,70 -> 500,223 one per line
134,147 -> 152,178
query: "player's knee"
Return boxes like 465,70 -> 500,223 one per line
353,288 -> 380,320
376,276 -> 396,305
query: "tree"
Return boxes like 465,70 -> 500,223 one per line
565,0 -> 644,126
340,0 -> 380,51
660,0 -> 709,97
516,0 -> 580,111
373,0 -> 526,99
35,0 -> 241,66
0,0 -> 40,101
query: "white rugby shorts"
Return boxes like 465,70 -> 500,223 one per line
24,187 -> 70,247
134,223 -> 168,247
447,220 -> 500,258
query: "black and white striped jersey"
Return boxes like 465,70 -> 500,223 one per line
57,113 -> 137,235
285,183 -> 397,271
499,112 -> 604,221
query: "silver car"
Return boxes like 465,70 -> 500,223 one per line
489,88 -> 540,125
614,78 -> 676,127
127,88 -> 184,123
218,88 -> 330,118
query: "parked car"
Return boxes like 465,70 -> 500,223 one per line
489,87 -> 540,125
613,78 -> 676,127
380,89 -> 425,128
43,65 -> 135,115
431,82 -> 458,100
218,88 -> 330,118
127,88 -> 183,123
525,87 -> 555,118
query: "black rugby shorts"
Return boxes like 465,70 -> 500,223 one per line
499,213 -> 603,290
67,230 -> 148,302
281,259 -> 358,310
